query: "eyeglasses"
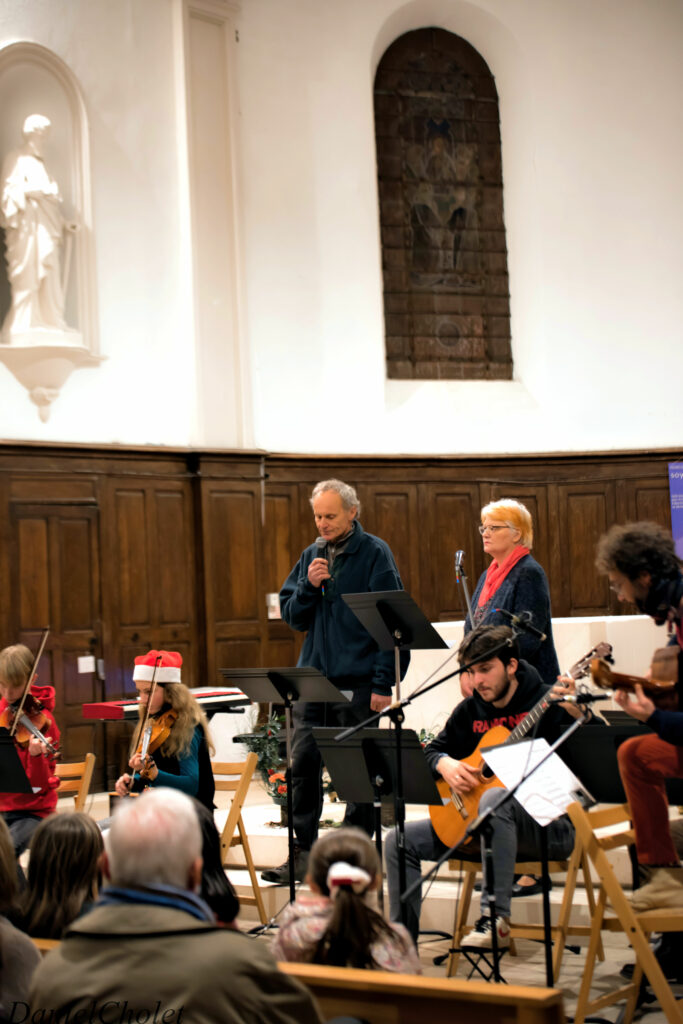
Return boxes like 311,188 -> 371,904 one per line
478,525 -> 509,535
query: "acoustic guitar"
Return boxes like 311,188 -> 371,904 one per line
428,642 -> 613,848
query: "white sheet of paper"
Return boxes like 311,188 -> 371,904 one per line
482,738 -> 594,826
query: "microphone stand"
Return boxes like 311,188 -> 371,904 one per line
455,552 -> 474,623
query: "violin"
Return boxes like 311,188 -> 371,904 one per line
591,645 -> 679,709
0,628 -> 59,758
133,707 -> 178,781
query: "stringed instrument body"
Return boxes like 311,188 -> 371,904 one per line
429,725 -> 509,847
428,641 -> 613,849
590,646 -> 679,710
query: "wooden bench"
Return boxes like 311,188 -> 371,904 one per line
280,961 -> 565,1024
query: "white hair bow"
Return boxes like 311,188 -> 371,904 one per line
326,861 -> 372,898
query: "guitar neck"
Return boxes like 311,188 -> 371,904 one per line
507,692 -> 554,744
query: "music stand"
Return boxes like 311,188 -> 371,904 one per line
312,726 -> 442,912
0,728 -> 33,794
559,718 -> 683,807
220,666 -> 350,904
341,590 -> 447,925
342,590 -> 447,702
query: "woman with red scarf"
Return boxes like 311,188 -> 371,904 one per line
465,498 -> 560,687
465,499 -> 561,899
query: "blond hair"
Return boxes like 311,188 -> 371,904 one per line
481,498 -> 533,548
132,681 -> 214,760
0,644 -> 33,689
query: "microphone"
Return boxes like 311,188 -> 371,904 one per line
553,692 -> 611,704
455,550 -> 464,580
315,537 -> 327,595
494,607 -> 547,643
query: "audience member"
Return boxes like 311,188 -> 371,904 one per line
29,788 -> 322,1024
0,818 -> 40,1017
193,798 -> 239,927
272,827 -> 420,972
21,811 -> 103,938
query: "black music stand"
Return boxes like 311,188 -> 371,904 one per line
219,666 -> 350,905
342,590 -> 447,702
560,715 -> 683,805
0,728 -> 33,793
341,590 -> 447,925
312,726 -> 442,912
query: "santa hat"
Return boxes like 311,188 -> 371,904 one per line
133,650 -> 182,684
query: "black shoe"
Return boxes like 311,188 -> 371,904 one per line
261,847 -> 309,885
511,878 -> 550,898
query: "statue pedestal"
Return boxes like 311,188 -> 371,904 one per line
0,329 -> 104,421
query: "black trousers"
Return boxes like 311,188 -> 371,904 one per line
291,683 -> 374,850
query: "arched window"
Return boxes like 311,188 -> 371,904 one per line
374,28 -> 511,380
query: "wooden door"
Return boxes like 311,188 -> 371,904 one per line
9,502 -> 103,764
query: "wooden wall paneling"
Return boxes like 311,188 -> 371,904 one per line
150,484 -> 198,683
361,484 -> 420,601
418,483 -> 481,621
114,487 -> 150,630
264,484 -> 301,668
0,477 -> 9,645
557,482 -> 616,615
545,484 -> 566,615
200,477 -> 267,686
627,477 -> 672,526
9,503 -> 102,763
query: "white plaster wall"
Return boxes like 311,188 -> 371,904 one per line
0,0 -> 680,454
237,0 -> 683,455
0,0 -> 196,444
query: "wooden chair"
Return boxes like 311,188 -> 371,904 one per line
55,753 -> 96,813
212,753 -> 267,925
567,800 -> 683,1024
280,961 -> 565,1024
447,837 -> 601,982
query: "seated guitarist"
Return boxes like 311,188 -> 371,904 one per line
385,623 -> 577,950
596,521 -> 683,912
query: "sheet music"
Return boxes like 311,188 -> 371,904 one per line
482,738 -> 595,826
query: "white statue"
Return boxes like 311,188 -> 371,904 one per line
0,114 -> 77,341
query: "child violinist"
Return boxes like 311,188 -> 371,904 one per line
114,650 -> 215,810
0,644 -> 60,859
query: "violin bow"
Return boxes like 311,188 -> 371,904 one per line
129,653 -> 163,792
9,626 -> 50,739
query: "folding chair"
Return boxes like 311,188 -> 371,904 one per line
447,835 -> 601,982
567,800 -> 683,1024
55,753 -> 96,813
212,752 -> 267,925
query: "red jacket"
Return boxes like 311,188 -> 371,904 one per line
0,684 -> 60,816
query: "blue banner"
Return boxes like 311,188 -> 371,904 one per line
669,461 -> 683,559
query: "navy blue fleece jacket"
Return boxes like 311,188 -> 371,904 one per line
279,522 -> 409,695
466,553 -> 561,686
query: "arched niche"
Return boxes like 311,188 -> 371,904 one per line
0,41 -> 101,420
374,27 -> 512,381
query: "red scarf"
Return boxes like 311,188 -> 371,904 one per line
478,545 -> 530,607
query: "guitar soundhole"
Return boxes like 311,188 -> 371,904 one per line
481,764 -> 495,781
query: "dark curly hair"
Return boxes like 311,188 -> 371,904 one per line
595,522 -> 680,582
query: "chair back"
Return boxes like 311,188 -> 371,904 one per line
55,753 -> 96,812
